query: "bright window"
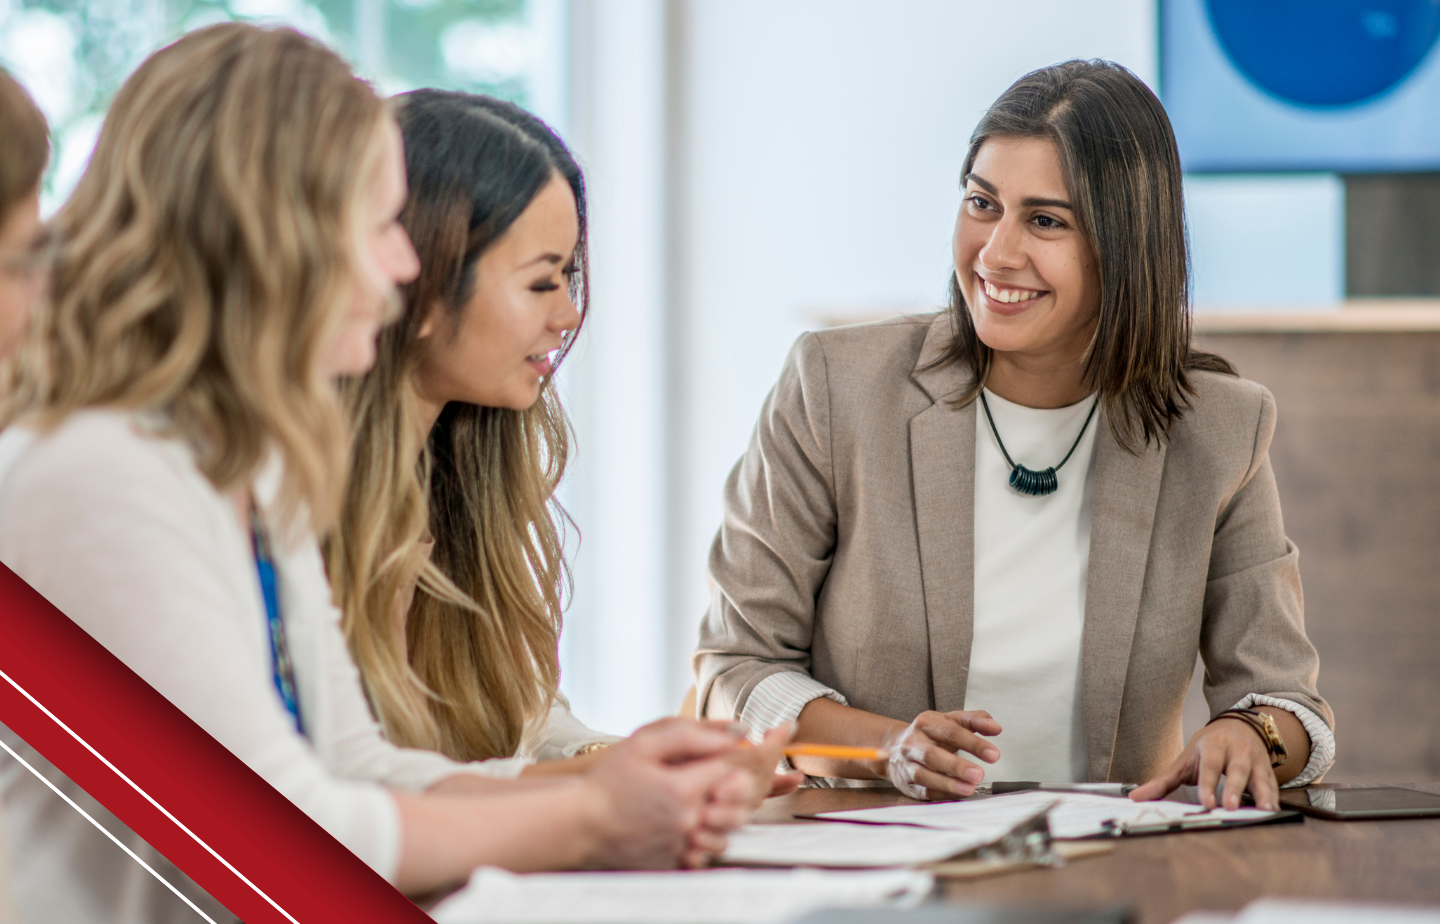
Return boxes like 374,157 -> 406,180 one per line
0,0 -> 554,212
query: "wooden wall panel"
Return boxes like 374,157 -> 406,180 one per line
1187,332 -> 1440,782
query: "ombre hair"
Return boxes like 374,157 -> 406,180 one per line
326,91 -> 586,761
938,59 -> 1233,450
2,23 -> 389,535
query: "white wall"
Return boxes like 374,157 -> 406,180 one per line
556,0 -> 672,732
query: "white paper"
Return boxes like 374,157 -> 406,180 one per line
428,866 -> 935,924
721,822 -> 994,867
817,790 -> 1273,839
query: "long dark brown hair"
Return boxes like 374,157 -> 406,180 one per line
938,59 -> 1233,450
326,91 -> 586,761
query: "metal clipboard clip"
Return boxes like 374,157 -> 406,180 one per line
974,798 -> 1065,868
1100,806 -> 1211,837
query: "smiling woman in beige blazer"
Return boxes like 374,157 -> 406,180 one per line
694,60 -> 1334,812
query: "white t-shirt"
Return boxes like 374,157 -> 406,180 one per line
967,388 -> 1098,783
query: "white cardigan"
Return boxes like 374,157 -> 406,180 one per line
0,410 -> 589,922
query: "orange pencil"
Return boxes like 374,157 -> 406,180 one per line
782,744 -> 889,761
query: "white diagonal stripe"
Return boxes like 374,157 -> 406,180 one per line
0,666 -> 298,923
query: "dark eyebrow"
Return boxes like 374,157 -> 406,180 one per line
521,252 -> 566,269
964,172 -> 1073,211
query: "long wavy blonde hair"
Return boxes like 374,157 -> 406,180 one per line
326,91 -> 587,762
2,23 -> 388,534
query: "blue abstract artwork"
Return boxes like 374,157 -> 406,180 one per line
1162,0 -> 1440,172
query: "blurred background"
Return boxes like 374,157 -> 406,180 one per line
2,0 -> 1436,782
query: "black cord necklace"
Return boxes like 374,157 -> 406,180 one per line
979,391 -> 1098,497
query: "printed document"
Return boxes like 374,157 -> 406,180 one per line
818,790 -> 1274,839
721,822 -> 994,867
428,866 -> 934,924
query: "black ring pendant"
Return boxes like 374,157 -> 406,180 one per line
980,391 -> 1098,499
1009,464 -> 1060,496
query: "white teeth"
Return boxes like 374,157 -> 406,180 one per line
983,280 -> 1041,304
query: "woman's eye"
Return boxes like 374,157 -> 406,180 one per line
530,280 -> 561,293
967,194 -> 1002,214
1033,215 -> 1065,229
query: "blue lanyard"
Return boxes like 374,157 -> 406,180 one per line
251,506 -> 304,737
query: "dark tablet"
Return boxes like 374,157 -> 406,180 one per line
1285,787 -> 1440,820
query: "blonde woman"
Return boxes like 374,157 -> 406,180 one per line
0,25 -> 753,924
328,91 -> 796,793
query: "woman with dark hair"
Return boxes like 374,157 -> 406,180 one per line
695,59 -> 1334,812
327,91 -> 794,802
0,66 -> 49,360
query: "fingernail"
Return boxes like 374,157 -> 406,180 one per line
982,748 -> 999,762
964,767 -> 983,783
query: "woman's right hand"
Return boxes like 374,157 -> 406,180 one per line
883,710 -> 1002,800
579,718 -> 748,869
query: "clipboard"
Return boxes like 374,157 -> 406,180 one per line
1094,808 -> 1304,838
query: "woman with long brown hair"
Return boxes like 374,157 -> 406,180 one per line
328,90 -> 794,792
0,25 -> 753,923
695,59 -> 1335,812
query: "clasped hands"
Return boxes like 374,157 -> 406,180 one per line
875,707 -> 1285,810
578,718 -> 801,869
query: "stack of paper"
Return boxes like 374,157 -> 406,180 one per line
428,866 -> 934,924
721,822 -> 994,867
817,790 -> 1277,839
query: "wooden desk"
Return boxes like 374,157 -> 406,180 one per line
752,784 -> 1440,923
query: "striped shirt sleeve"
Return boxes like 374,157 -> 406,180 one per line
739,671 -> 849,743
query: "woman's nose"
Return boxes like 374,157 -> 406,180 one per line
978,216 -> 1027,272
552,293 -> 581,333
389,227 -> 421,286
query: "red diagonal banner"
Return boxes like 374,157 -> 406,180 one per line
0,563 -> 431,923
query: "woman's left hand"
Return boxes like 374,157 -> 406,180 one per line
1129,716 -> 1279,811
727,725 -> 805,806
681,724 -> 801,867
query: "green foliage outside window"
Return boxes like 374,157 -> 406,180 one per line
0,0 -> 533,207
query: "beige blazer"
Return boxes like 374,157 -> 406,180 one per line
694,313 -> 1332,784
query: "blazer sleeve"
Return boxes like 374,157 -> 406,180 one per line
693,332 -> 840,719
1199,386 -> 1335,732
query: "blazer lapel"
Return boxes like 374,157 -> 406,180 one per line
910,315 -> 976,713
1082,418 -> 1167,781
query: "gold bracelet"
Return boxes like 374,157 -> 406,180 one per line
1209,708 -> 1287,768
576,743 -> 611,756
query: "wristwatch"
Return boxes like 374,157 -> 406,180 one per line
1210,708 -> 1288,768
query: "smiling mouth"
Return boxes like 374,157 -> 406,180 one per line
981,278 -> 1046,305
